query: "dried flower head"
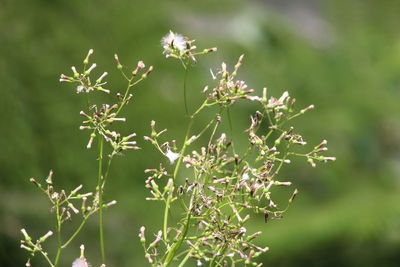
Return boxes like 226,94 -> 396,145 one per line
161,31 -> 187,53
161,30 -> 216,65
165,149 -> 180,164
72,258 -> 90,267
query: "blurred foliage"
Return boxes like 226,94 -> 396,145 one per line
1,0 -> 400,266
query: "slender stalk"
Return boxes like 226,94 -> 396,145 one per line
164,190 -> 195,266
183,66 -> 190,116
209,244 -> 227,267
54,204 -> 62,267
178,247 -> 194,267
97,138 -> 105,264
227,107 -> 233,132
40,249 -> 55,267
62,215 -> 90,249
163,118 -> 194,241
174,118 -> 194,179
102,155 -> 114,189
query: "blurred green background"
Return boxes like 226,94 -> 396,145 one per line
1,0 -> 400,266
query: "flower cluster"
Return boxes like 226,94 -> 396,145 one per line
19,32 -> 335,267
161,30 -> 217,67
60,49 -> 110,94
205,55 -> 255,107
21,171 -> 113,266
21,50 -> 151,266
139,32 -> 335,266
60,50 -> 152,156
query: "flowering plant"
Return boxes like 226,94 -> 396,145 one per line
19,31 -> 334,267
139,31 -> 335,267
20,49 -> 152,267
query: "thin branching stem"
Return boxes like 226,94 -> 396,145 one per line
54,204 -> 62,267
97,138 -> 106,264
183,65 -> 190,116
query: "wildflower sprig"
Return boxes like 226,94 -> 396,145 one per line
161,30 -> 217,68
60,49 -> 110,94
22,49 -> 152,266
140,32 -> 335,266
21,171 -> 112,267
162,30 -> 217,116
205,55 -> 256,107
20,33 -> 335,267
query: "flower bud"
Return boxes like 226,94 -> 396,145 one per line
139,226 -> 146,244
83,49 -> 94,65
20,229 -> 31,241
39,231 -> 53,243
142,66 -> 154,79
114,54 -> 123,70
96,72 -> 108,83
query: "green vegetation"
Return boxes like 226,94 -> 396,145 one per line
1,0 -> 400,266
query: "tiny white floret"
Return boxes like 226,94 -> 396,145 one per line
72,258 -> 90,267
161,31 -> 186,52
165,149 -> 180,164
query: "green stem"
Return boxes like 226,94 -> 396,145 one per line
115,76 -> 144,116
227,107 -> 233,133
162,193 -> 171,242
209,244 -> 227,267
61,215 -> 90,249
40,248 -> 55,267
164,192 -> 194,266
97,138 -> 105,264
54,204 -> 62,266
183,66 -> 189,116
163,118 -> 194,241
103,155 -> 114,189
177,247 -> 194,267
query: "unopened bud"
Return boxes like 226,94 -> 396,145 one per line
39,231 -> 53,243
323,156 -> 336,162
307,158 -> 316,167
71,66 -> 79,78
262,87 -> 268,103
164,178 -> 174,193
300,104 -> 314,114
20,244 -> 33,252
106,200 -> 117,207
71,184 -> 83,195
139,226 -> 146,243
315,139 -> 328,149
45,169 -> 53,184
83,49 -> 94,65
114,54 -> 123,70
21,229 -> 31,241
143,136 -> 155,143
275,181 -> 292,186
29,178 -> 40,187
68,203 -> 79,214
132,61 -> 145,76
142,66 -> 154,79
289,188 -> 299,203
96,72 -> 108,83
87,133 -> 96,149
84,63 -> 96,75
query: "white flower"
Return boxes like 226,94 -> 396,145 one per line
165,149 -> 180,164
72,258 -> 90,267
161,31 -> 186,52
278,91 -> 289,103
76,85 -> 85,94
241,172 -> 250,181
